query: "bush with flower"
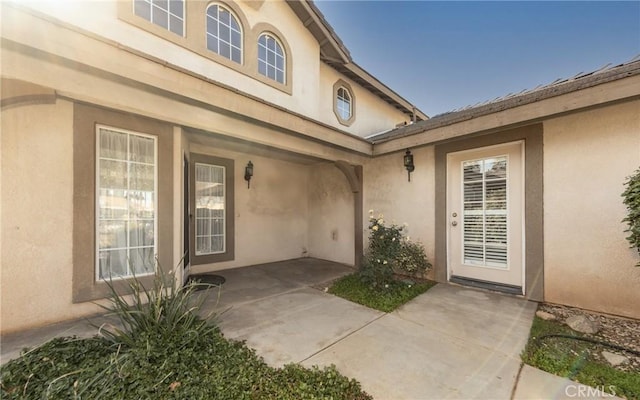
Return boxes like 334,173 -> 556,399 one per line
359,210 -> 432,288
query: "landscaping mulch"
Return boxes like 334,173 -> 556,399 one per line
538,303 -> 640,373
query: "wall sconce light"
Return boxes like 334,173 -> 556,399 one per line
244,161 -> 253,188
403,149 -> 415,182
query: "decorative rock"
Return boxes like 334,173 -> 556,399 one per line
602,351 -> 628,367
565,314 -> 599,334
536,310 -> 557,321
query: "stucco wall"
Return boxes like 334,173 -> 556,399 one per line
319,63 -> 410,136
188,143 -> 309,272
15,0 -> 408,137
307,162 -> 355,265
1,100 -> 102,333
543,100 -> 640,318
363,146 -> 436,277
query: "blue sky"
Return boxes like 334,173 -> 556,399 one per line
314,1 -> 640,116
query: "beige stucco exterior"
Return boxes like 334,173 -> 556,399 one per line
307,162 -> 355,265
1,0 -> 639,334
188,142 -> 310,272
0,100 -> 99,332
9,0 -> 409,137
1,1 -> 385,332
362,146 -> 437,279
543,100 -> 640,319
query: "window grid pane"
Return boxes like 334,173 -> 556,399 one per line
258,34 -> 285,84
336,87 -> 352,120
97,127 -> 157,280
195,163 -> 226,255
134,0 -> 184,36
206,4 -> 242,64
462,157 -> 508,268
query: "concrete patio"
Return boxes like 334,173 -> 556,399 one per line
0,258 -> 622,399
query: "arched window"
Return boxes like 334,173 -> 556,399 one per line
206,3 -> 242,64
134,0 -> 184,36
258,33 -> 285,84
336,87 -> 352,120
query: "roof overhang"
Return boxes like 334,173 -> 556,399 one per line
370,59 -> 640,153
286,0 -> 428,122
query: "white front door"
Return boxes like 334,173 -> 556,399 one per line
447,141 -> 524,292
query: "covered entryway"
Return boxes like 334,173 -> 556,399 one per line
446,141 -> 525,294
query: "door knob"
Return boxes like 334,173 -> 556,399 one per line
452,212 -> 457,217
451,221 -> 458,227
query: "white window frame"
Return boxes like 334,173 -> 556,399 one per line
194,162 -> 226,256
133,0 -> 185,37
258,33 -> 286,84
206,3 -> 243,64
95,125 -> 158,281
336,87 -> 352,121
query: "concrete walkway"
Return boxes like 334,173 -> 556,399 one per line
0,258 -> 622,399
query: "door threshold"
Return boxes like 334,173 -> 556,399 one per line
450,276 -> 523,296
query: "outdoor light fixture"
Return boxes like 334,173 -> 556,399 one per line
403,149 -> 415,182
244,161 -> 253,188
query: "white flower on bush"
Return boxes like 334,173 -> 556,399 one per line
378,218 -> 384,224
383,260 -> 388,265
372,225 -> 379,231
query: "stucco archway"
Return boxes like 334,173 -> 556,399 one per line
334,160 -> 363,268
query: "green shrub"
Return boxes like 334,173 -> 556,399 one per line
622,167 -> 640,266
95,261 -> 218,349
360,211 -> 431,287
1,261 -> 372,399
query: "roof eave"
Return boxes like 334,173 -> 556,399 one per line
370,59 -> 640,144
287,0 -> 428,122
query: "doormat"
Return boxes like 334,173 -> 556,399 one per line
186,274 -> 226,290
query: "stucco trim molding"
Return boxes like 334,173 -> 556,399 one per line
1,78 -> 56,110
332,79 -> 356,127
434,124 -> 544,301
188,153 -> 236,265
72,103 -> 174,303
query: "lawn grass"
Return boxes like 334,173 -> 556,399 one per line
0,330 -> 372,400
521,317 -> 640,399
328,273 -> 436,312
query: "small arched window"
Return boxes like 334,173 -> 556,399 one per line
206,3 -> 242,64
336,87 -> 352,121
258,33 -> 285,84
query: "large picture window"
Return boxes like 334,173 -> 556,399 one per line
96,126 -> 157,280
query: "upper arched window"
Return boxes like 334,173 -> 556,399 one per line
206,3 -> 242,64
258,33 -> 285,84
336,87 -> 352,121
134,0 -> 184,36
